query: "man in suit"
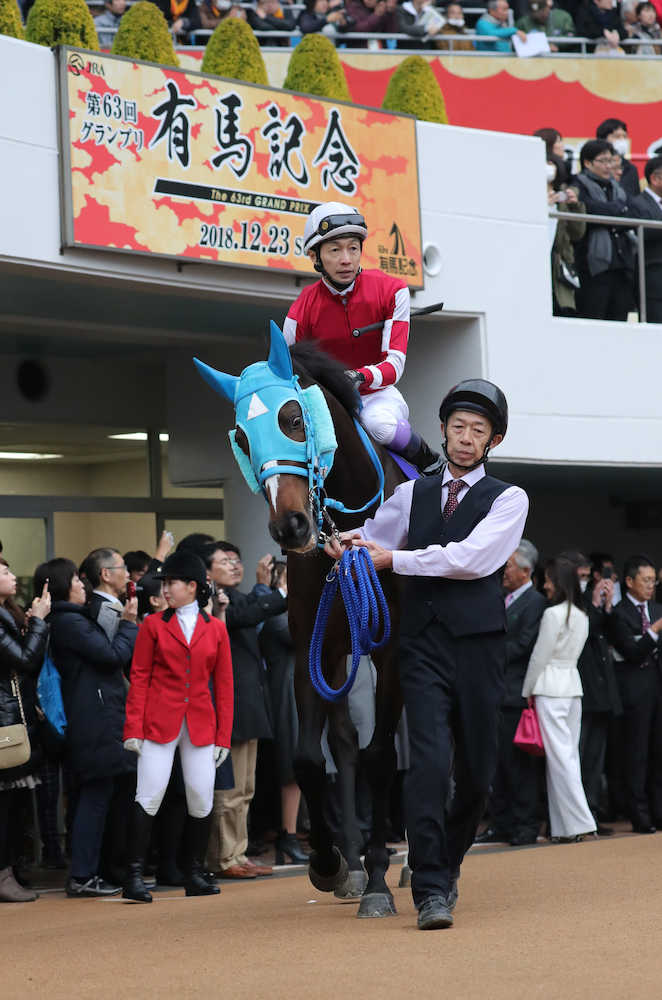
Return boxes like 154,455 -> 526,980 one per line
477,539 -> 545,846
206,541 -> 287,878
609,554 -> 662,832
631,156 -> 662,324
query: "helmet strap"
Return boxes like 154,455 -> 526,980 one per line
313,246 -> 362,292
440,436 -> 492,473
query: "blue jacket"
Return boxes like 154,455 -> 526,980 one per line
475,14 -> 517,51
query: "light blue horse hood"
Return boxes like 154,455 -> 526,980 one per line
194,321 -> 337,494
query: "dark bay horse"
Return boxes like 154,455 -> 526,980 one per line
195,325 -> 407,918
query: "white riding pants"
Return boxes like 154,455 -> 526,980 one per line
135,719 -> 215,819
359,385 -> 409,445
535,696 -> 596,839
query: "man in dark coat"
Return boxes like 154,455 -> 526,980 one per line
477,540 -> 545,846
596,118 -> 641,199
631,156 -> 662,323
37,554 -> 138,896
563,552 -> 621,834
608,554 -> 662,832
206,542 -> 286,878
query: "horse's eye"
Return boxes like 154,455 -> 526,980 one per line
278,401 -> 305,442
292,415 -> 303,429
235,427 -> 249,456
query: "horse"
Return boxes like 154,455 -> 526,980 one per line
195,321 -> 408,918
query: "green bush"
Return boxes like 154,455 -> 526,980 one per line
283,33 -> 350,101
201,18 -> 267,85
25,0 -> 99,50
111,1 -> 178,66
0,0 -> 25,40
382,56 -> 448,125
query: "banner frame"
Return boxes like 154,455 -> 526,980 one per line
55,45 -> 424,290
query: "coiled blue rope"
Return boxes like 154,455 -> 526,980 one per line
309,547 -> 391,703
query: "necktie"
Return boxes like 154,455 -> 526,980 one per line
505,593 -> 514,609
443,478 -> 466,519
639,603 -> 651,634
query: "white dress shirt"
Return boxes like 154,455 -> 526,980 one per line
176,600 -> 199,644
626,592 -> 659,643
358,463 -> 529,579
505,580 -> 533,608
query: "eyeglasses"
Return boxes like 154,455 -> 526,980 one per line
591,156 -> 612,165
217,558 -> 242,567
102,563 -> 127,572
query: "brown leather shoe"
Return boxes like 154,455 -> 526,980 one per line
243,860 -> 273,877
218,864 -> 257,879
0,866 -> 38,902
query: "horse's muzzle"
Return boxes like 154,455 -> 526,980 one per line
269,511 -> 315,551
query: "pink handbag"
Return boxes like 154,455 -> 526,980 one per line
513,705 -> 545,757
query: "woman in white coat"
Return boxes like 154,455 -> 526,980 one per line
522,557 -> 595,841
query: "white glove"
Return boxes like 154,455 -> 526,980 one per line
214,746 -> 230,768
124,738 -> 144,755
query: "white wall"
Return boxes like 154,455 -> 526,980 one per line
3,34 -> 662,567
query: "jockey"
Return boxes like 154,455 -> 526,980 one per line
284,202 -> 442,475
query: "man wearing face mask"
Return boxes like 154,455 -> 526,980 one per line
439,1 -> 474,48
595,119 -> 641,199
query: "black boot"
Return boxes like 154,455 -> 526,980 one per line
123,804 -> 154,903
274,830 -> 308,865
402,433 -> 443,476
184,814 -> 221,897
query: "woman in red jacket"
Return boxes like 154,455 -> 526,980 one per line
122,551 -> 233,903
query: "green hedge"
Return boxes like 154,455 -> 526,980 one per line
382,55 -> 448,125
201,18 -> 268,85
0,0 -> 24,40
25,0 -> 99,50
111,1 -> 178,66
283,33 -> 350,101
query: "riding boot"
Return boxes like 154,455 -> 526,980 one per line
184,813 -> 221,897
155,791 -> 187,886
122,804 -> 154,903
402,433 -> 443,476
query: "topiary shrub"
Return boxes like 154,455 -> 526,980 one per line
382,55 -> 448,125
26,0 -> 99,50
201,18 -> 267,85
283,33 -> 350,101
111,1 -> 178,66
0,0 -> 25,40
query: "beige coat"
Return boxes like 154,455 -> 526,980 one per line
522,602 -> 589,699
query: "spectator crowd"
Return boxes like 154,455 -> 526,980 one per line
2,521 -> 662,903
15,0 -> 662,51
537,117 -> 662,323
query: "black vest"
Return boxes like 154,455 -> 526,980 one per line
400,471 -> 511,638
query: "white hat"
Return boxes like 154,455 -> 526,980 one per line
303,202 -> 368,254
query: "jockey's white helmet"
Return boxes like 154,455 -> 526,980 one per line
303,202 -> 368,254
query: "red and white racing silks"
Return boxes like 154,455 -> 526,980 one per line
283,270 -> 410,394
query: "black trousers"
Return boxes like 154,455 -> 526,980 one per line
490,706 -> 540,839
399,622 -> 505,907
576,268 -> 632,321
621,677 -> 662,827
579,711 -> 609,821
70,777 -> 115,880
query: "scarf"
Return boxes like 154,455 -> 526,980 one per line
579,169 -> 627,277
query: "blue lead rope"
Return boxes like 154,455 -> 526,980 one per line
309,547 -> 391,703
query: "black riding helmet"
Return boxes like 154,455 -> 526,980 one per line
438,379 -> 508,470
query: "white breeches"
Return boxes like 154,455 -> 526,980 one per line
359,385 -> 409,445
535,696 -> 596,839
136,720 -> 215,819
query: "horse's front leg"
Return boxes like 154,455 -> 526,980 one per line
293,652 -> 347,890
356,647 -> 402,918
326,693 -> 369,901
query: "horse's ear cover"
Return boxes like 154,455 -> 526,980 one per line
228,429 -> 260,493
301,386 -> 337,471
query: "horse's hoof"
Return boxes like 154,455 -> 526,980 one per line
334,868 -> 368,901
398,864 -> 412,888
357,892 -> 397,918
308,847 -> 348,893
